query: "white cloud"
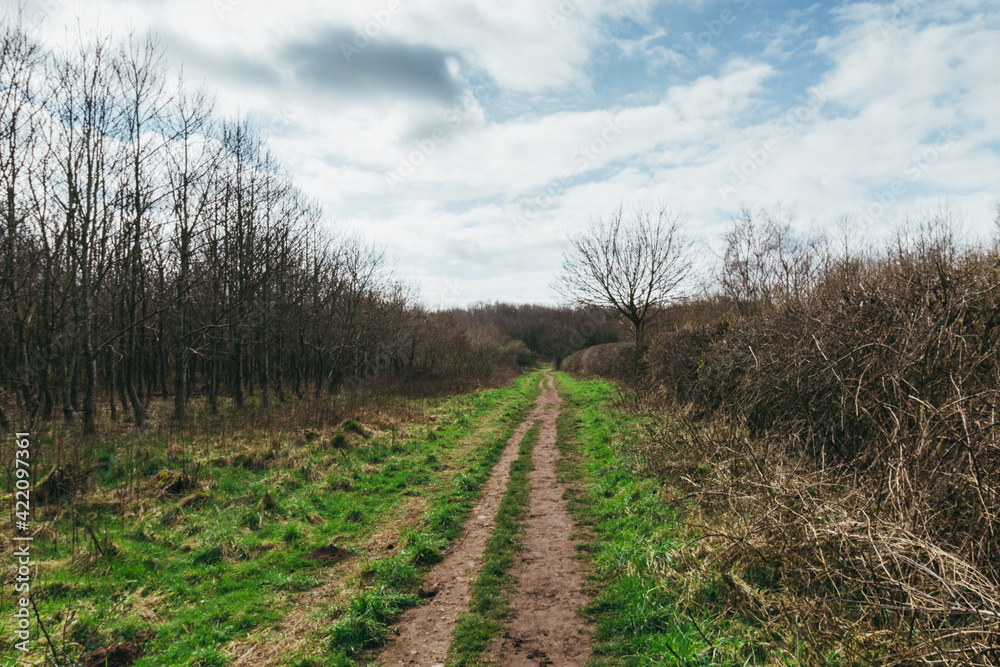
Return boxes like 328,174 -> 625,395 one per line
15,0 -> 1000,304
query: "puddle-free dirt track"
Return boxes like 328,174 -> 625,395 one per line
379,374 -> 591,666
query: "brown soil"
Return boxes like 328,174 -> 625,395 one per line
226,375 -> 592,667
378,377 -> 557,666
85,640 -> 143,667
304,544 -> 354,564
493,374 -> 592,665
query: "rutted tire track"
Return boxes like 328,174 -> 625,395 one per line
379,377 -> 554,666
493,375 -> 591,665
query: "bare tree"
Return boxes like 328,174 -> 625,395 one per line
114,32 -> 170,429
720,205 -> 818,315
992,200 -> 1000,246
166,81 -> 216,422
0,13 -> 43,427
558,203 -> 693,356
51,33 -> 121,434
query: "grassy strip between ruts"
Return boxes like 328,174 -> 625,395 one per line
325,376 -> 543,666
552,372 -> 768,667
445,420 -> 541,666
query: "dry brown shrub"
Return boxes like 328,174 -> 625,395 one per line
34,464 -> 89,504
638,217 -> 1000,663
561,342 -> 635,379
637,412 -> 1000,664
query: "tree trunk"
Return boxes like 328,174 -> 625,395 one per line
207,357 -> 218,414
61,356 -> 74,424
173,338 -> 187,422
125,371 -> 145,429
108,352 -> 117,421
233,327 -> 244,408
82,335 -> 97,435
124,354 -> 145,429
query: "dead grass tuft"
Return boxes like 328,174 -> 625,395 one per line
152,470 -> 194,495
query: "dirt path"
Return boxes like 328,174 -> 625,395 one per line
493,375 -> 591,665
380,374 -> 592,666
378,377 -> 556,666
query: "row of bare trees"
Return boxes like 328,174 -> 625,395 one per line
0,17 -> 514,434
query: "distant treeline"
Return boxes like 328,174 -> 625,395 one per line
446,303 -> 623,366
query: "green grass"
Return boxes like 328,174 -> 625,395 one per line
0,373 -> 543,667
328,586 -> 419,655
551,372 -> 769,666
446,421 -> 541,666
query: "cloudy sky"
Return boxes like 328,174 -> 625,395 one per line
23,0 -> 1000,307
